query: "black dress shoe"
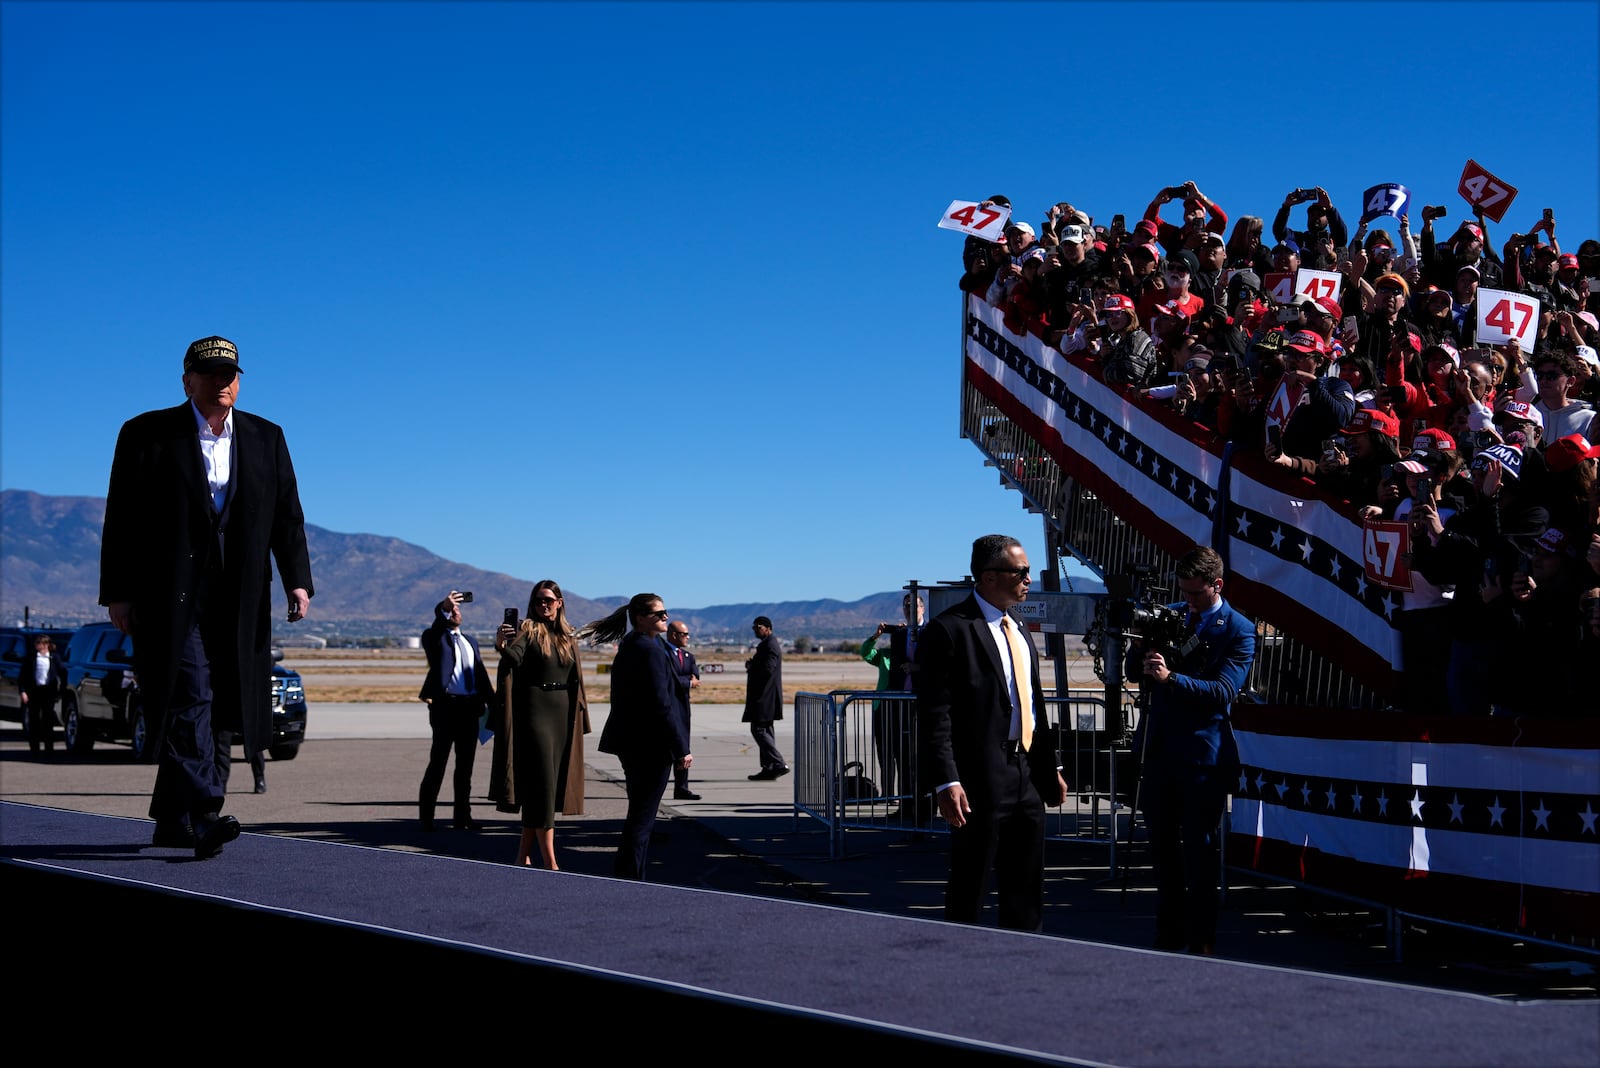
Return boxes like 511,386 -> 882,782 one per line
150,822 -> 196,848
748,767 -> 778,781
673,789 -> 702,800
194,815 -> 241,859
772,765 -> 790,778
419,818 -> 437,832
253,774 -> 267,794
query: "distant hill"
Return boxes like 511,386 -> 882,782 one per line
1,489 -> 909,642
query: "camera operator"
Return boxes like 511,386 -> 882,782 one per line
1123,546 -> 1257,956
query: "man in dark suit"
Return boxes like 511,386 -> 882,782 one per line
916,534 -> 1068,930
418,590 -> 496,831
20,634 -> 67,756
101,335 -> 313,859
743,615 -> 788,780
1124,545 -> 1256,956
664,621 -> 701,800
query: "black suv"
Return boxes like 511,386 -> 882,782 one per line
58,622 -> 307,762
0,626 -> 77,740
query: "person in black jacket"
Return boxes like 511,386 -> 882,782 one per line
19,634 -> 66,756
1409,442 -> 1550,715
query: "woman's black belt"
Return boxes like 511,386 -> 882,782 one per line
537,681 -> 573,692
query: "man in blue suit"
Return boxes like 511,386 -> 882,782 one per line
418,590 -> 496,831
1126,545 -> 1256,956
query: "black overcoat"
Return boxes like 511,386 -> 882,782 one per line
99,402 -> 313,758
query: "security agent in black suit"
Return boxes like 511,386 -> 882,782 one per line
418,590 -> 496,831
20,634 -> 67,756
916,534 -> 1069,930
101,335 -> 313,860
664,621 -> 701,800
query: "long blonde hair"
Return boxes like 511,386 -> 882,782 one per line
521,579 -> 577,667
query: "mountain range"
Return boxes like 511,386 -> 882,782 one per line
0,489 -> 909,642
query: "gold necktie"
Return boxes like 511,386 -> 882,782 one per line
1001,616 -> 1033,752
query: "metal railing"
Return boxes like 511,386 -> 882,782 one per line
795,688 -> 1139,861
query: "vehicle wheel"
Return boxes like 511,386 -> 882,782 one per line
129,702 -> 153,763
62,698 -> 94,754
268,743 -> 300,762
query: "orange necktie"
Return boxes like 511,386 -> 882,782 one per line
1001,616 -> 1033,751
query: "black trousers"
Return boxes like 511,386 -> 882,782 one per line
1142,764 -> 1228,951
943,750 -> 1046,931
22,684 -> 59,752
419,694 -> 482,823
615,752 -> 671,880
149,624 -> 227,826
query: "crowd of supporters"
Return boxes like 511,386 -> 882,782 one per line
960,184 -> 1600,716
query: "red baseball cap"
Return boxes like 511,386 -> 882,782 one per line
1285,330 -> 1327,356
1134,219 -> 1160,238
1342,408 -> 1400,437
1558,253 -> 1580,271
1544,433 -> 1600,472
1411,428 -> 1457,452
1314,296 -> 1342,320
1101,294 -> 1136,315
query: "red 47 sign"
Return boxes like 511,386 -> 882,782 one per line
1363,518 -> 1414,592
1457,160 -> 1518,223
938,199 -> 1011,240
1475,287 -> 1541,353
1295,267 -> 1343,305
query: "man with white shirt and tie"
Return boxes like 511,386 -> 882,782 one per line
664,621 -> 701,800
915,534 -> 1069,931
418,590 -> 496,831
1124,545 -> 1256,956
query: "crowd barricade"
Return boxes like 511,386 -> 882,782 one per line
793,688 -> 1140,863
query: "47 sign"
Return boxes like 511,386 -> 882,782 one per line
1458,160 -> 1518,223
1476,288 -> 1541,353
938,199 -> 1011,240
1363,519 -> 1413,592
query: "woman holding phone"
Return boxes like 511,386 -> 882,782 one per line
583,593 -> 692,879
493,580 -> 589,869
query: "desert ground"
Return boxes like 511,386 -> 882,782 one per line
287,638 -> 1101,704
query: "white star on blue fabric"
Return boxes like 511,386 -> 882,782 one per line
1532,799 -> 1552,831
1377,789 -> 1390,816
1324,783 -> 1338,809
1409,790 -> 1425,820
1300,782 -> 1312,805
1300,538 -> 1314,562
1270,527 -> 1285,551
1275,779 -> 1289,800
1447,793 -> 1464,824
1350,788 -> 1364,813
1487,796 -> 1506,828
1235,515 -> 1251,538
1580,803 -> 1597,835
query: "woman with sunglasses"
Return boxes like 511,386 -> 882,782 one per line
583,593 -> 691,879
493,580 -> 590,869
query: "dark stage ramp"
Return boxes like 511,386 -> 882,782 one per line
3,802 -> 1594,1066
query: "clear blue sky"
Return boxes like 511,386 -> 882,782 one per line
4,1 -> 1596,608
